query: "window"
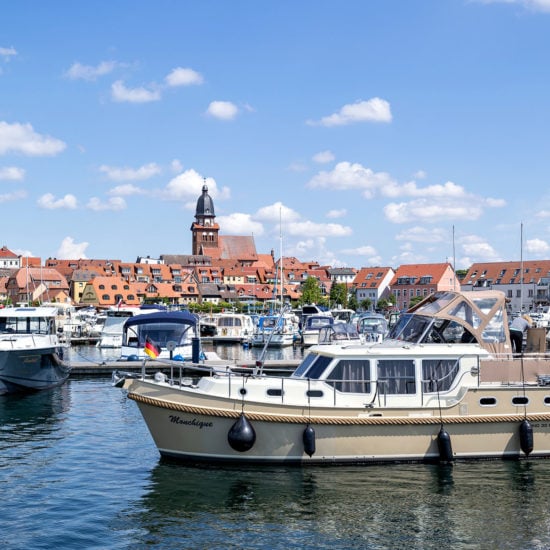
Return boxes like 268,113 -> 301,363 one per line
422,359 -> 459,392
102,294 -> 109,300
377,359 -> 416,394
326,359 -> 371,393
99,284 -> 105,290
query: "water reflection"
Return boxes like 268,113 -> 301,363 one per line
0,384 -> 71,453
127,460 -> 550,549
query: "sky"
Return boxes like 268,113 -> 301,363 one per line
2,0 -> 550,270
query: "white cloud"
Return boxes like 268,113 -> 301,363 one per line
459,235 -> 501,263
216,213 -> 265,236
111,80 -> 161,103
287,162 -> 308,173
206,101 -> 239,120
312,150 -> 335,164
65,61 -> 119,81
37,193 -> 77,209
525,238 -> 550,255
86,196 -> 127,211
107,184 -> 145,196
163,169 -> 230,204
165,67 -> 204,87
0,166 -> 24,180
308,98 -> 392,127
308,161 -> 394,199
535,210 -> 550,218
476,0 -> 550,13
395,226 -> 448,243
413,170 -> 427,180
0,46 -> 17,60
57,237 -> 89,259
384,199 -> 484,224
0,121 -> 66,156
340,244 -> 378,257
99,162 -> 161,181
284,220 -> 352,238
326,208 -> 347,219
170,159 -> 183,173
0,189 -> 27,203
254,202 -> 301,223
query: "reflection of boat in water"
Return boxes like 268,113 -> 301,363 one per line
0,306 -> 70,394
121,290 -> 550,464
131,460 -> 550,549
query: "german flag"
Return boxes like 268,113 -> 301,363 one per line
144,336 -> 160,359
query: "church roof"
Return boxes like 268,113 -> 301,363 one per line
195,184 -> 215,217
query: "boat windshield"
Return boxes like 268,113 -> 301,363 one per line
291,353 -> 333,379
387,314 -> 432,343
0,315 -> 53,335
125,321 -> 194,348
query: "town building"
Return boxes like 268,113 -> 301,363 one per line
352,267 -> 395,309
389,263 -> 459,311
460,260 -> 550,313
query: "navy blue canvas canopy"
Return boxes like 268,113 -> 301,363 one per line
124,311 -> 197,329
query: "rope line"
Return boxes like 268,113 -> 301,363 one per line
128,392 -> 550,426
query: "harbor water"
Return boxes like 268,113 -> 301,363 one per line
3,345 -> 550,549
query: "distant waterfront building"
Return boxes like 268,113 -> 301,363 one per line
390,263 -> 458,311
461,260 -> 550,313
0,246 -> 20,269
352,267 -> 395,309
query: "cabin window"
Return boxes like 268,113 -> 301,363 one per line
326,359 -> 371,393
377,359 -> 416,395
512,396 -> 529,406
306,390 -> 323,398
421,359 -> 459,392
479,397 -> 497,406
266,389 -> 283,397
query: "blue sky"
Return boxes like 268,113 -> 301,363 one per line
2,0 -> 550,270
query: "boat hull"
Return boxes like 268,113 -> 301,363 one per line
127,380 -> 550,464
0,347 -> 70,394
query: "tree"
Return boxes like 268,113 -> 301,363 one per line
300,277 -> 323,305
329,282 -> 348,308
359,298 -> 372,311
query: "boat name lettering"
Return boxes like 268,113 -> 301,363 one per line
169,415 -> 213,429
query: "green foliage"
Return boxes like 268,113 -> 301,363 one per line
329,282 -> 348,308
300,277 -> 323,305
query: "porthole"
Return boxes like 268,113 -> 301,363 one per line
267,388 -> 283,397
479,397 -> 497,406
544,396 -> 550,406
239,387 -> 247,396
306,390 -> 323,398
512,396 -> 529,406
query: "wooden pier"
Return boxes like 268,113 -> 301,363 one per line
69,358 -> 300,377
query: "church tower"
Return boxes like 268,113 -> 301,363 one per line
191,183 -> 220,255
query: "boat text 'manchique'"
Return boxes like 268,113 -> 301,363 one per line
119,289 -> 550,464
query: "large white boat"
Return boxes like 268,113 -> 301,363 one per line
211,313 -> 255,344
300,314 -> 335,347
96,305 -> 166,349
0,306 -> 70,394
251,312 -> 299,348
120,290 -> 550,464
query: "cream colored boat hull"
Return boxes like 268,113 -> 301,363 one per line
127,379 -> 550,464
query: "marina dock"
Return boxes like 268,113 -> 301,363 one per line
69,359 -> 300,377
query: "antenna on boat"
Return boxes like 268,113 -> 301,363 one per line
452,225 -> 458,291
520,222 -> 524,313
